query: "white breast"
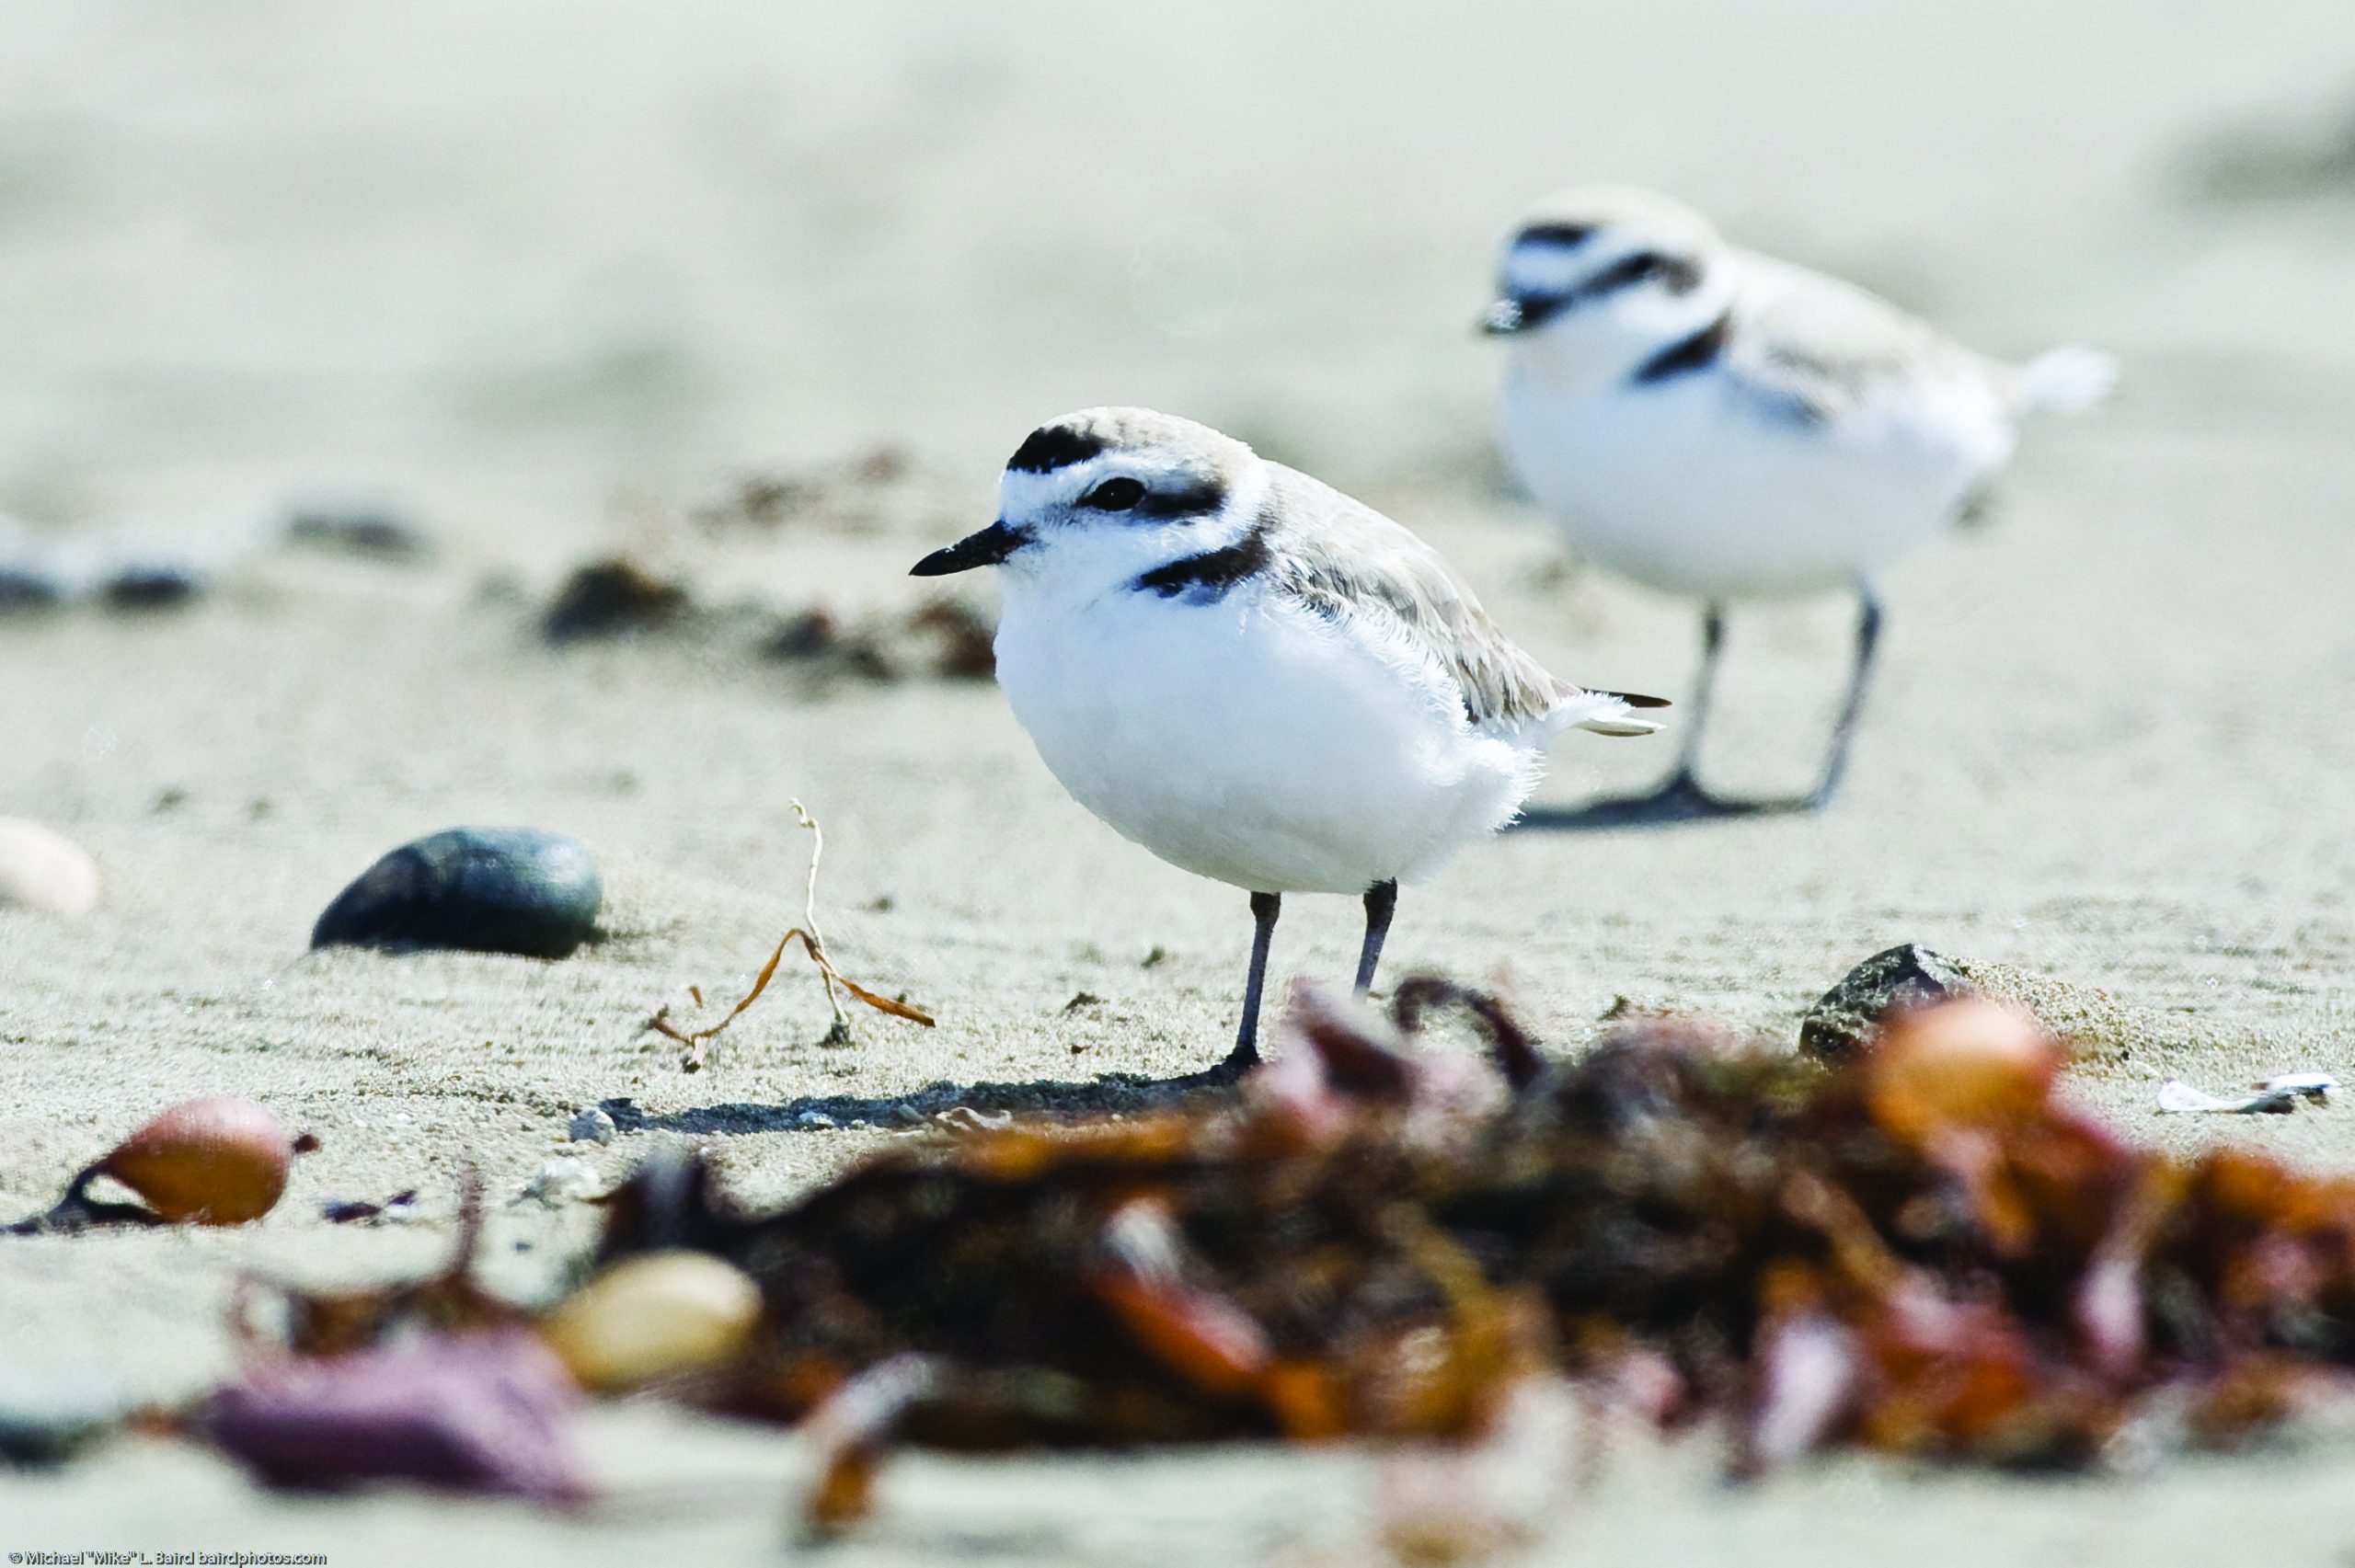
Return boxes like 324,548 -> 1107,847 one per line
1504,361 -> 2016,599
993,577 -> 1546,895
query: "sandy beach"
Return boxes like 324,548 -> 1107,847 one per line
6,2 -> 2355,1561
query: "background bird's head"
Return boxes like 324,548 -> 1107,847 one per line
1482,186 -> 1732,385
913,408 -> 1269,603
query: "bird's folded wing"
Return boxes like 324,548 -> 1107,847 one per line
1726,252 -> 1989,428
1263,464 -> 1662,737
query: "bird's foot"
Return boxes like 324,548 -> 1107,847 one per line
1155,1043 -> 1259,1096
1514,772 -> 1825,831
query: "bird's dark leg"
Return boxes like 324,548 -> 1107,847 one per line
1354,880 -> 1398,994
1660,601 -> 1726,795
1210,891 -> 1282,1078
1805,582 -> 1883,809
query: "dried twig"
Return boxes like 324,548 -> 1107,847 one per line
792,800 -> 847,1041
649,801 -> 933,1071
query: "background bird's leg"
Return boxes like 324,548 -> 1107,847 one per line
1222,891 -> 1282,1071
1665,601 -> 1727,791
1807,582 -> 1883,808
1514,602 -> 1756,829
1354,880 -> 1398,993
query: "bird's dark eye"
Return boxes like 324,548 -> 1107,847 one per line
1080,477 -> 1146,511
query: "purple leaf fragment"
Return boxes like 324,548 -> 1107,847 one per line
199,1328 -> 589,1505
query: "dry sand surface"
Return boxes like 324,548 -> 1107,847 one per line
6,2 -> 2355,1562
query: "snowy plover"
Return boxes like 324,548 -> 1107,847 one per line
913,407 -> 1664,1079
1484,186 -> 2114,824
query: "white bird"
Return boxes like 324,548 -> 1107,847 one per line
1484,186 -> 2114,823
913,407 -> 1664,1078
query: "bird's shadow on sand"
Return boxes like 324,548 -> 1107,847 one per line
1512,781 -> 1814,832
597,1071 -> 1212,1138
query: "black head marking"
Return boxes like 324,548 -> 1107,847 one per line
1516,222 -> 1596,249
1006,423 -> 1108,475
1489,247 -> 1710,336
1630,310 -> 1732,385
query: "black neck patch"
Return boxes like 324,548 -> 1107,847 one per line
1006,424 -> 1108,474
1630,310 -> 1732,385
1133,521 -> 1271,601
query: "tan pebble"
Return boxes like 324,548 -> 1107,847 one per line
0,818 -> 99,917
539,1250 -> 763,1392
97,1097 -> 293,1224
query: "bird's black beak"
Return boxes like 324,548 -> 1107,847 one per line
1477,297 -> 1529,337
911,520 -> 1028,577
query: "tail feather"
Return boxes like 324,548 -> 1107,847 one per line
2016,346 -> 2117,416
1561,686 -> 1669,738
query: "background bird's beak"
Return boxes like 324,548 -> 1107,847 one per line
911,520 -> 1028,576
1477,297 -> 1529,336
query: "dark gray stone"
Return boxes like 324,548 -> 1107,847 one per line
1798,944 -> 1974,1059
285,508 -> 435,564
540,558 -> 692,641
0,1376 -> 137,1466
98,564 -> 206,611
0,567 -> 66,613
311,828 -> 602,958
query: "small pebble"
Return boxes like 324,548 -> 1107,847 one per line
283,507 -> 433,563
0,818 -> 100,918
538,1252 -> 763,1393
98,563 -> 206,611
311,827 -> 602,958
568,1107 -> 617,1145
0,1374 -> 138,1466
0,565 -> 67,613
1798,944 -> 1974,1060
795,1111 -> 837,1129
524,1156 -> 601,1205
760,607 -> 843,660
540,558 -> 693,641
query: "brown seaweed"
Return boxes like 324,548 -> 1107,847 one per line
583,987 -> 2355,1525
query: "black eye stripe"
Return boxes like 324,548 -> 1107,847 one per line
1133,478 -> 1226,518
1504,248 -> 1706,323
1585,250 -> 1687,294
1074,475 -> 1229,519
